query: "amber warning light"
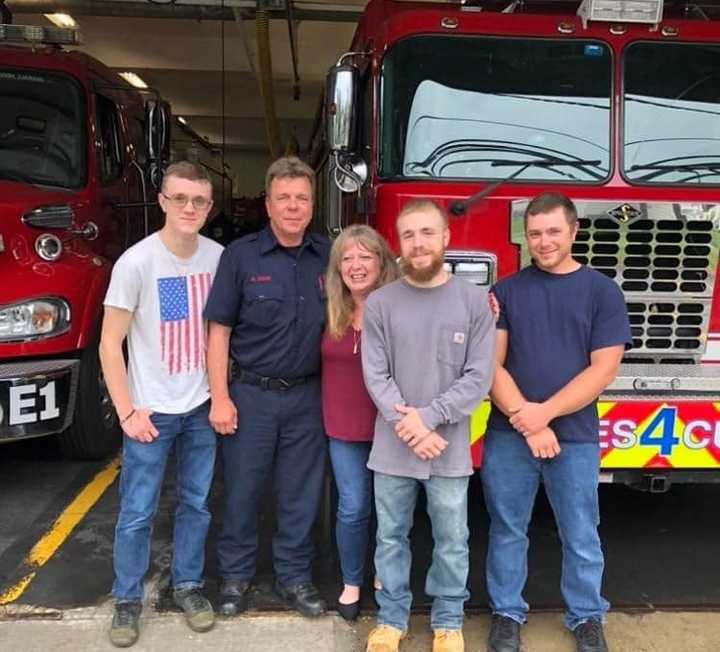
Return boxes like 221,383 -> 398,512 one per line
577,0 -> 663,28
0,24 -> 81,46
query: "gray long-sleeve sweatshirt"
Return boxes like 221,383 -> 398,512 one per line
362,275 -> 496,479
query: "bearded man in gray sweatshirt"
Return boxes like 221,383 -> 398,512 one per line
362,199 -> 496,652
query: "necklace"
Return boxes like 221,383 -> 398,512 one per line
159,234 -> 196,279
352,328 -> 361,355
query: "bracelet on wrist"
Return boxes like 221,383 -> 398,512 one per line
120,408 -> 136,425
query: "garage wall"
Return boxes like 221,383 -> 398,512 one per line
225,150 -> 272,197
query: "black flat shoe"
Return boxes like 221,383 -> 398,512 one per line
336,600 -> 360,622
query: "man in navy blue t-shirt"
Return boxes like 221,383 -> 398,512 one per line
481,192 -> 631,652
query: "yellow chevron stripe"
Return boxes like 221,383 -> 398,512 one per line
597,401 -> 615,419
470,401 -> 492,444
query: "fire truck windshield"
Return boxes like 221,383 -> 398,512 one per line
623,41 -> 720,186
0,68 -> 85,189
380,36 -> 611,182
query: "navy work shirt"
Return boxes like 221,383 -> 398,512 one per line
487,264 -> 632,443
204,225 -> 331,379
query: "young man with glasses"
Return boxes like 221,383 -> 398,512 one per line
100,161 -> 223,647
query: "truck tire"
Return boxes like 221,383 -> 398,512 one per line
57,340 -> 121,460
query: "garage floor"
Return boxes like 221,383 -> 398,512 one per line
2,439 -> 719,613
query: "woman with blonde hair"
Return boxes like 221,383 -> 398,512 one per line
321,224 -> 398,622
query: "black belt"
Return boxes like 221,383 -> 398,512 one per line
235,368 -> 314,391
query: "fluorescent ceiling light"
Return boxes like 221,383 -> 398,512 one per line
118,72 -> 148,89
177,116 -> 188,125
44,13 -> 77,29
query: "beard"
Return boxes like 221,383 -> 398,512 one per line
400,248 -> 446,284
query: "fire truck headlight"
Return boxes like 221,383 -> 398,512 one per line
454,261 -> 491,286
0,298 -> 70,342
444,252 -> 496,287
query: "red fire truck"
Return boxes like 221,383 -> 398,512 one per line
0,24 -> 169,458
317,0 -> 720,489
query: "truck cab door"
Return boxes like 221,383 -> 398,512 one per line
94,93 -> 142,260
123,113 -> 153,238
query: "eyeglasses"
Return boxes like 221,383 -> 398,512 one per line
162,193 -> 213,211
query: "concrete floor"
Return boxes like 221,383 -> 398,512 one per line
1,606 -> 718,652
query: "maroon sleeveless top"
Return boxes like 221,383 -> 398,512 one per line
321,328 -> 376,442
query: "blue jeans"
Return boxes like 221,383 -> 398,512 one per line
480,429 -> 609,630
374,472 -> 470,631
328,438 -> 373,587
112,401 -> 216,601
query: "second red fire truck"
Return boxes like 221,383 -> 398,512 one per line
316,0 -> 720,489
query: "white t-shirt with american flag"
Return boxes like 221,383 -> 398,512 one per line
104,232 -> 224,414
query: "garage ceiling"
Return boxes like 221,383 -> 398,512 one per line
6,0 -> 365,176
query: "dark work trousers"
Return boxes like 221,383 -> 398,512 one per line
217,377 -> 327,586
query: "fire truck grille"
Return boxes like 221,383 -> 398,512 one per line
571,209 -> 718,363
511,200 -> 720,364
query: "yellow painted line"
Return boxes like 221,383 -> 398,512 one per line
0,454 -> 121,605
0,573 -> 36,605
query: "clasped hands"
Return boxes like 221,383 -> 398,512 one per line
393,404 -> 447,461
509,401 -> 561,459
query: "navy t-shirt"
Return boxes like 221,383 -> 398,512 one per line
487,264 -> 632,443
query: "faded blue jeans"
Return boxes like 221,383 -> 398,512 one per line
374,472 -> 470,632
112,400 -> 216,602
480,429 -> 609,630
328,438 -> 373,587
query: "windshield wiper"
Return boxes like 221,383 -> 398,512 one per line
628,154 -> 720,175
0,169 -> 66,188
628,163 -> 720,184
449,158 -> 602,216
406,139 -> 605,177
0,170 -> 36,184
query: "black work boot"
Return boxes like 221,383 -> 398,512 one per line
487,614 -> 521,652
218,580 -> 251,616
573,619 -> 609,652
109,601 -> 142,648
274,580 -> 327,617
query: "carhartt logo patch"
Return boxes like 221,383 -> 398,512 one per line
453,332 -> 465,344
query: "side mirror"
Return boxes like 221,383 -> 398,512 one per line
325,61 -> 358,153
144,99 -> 171,164
334,154 -> 368,194
144,99 -> 171,190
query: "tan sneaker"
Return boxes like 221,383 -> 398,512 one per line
366,625 -> 406,652
433,629 -> 465,652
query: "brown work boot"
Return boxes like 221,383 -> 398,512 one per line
366,624 -> 406,652
433,628 -> 465,652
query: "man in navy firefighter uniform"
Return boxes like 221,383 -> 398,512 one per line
204,156 -> 330,617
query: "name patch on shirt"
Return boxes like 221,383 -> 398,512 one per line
453,332 -> 465,344
249,274 -> 272,283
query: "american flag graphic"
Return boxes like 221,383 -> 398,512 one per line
158,273 -> 212,375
